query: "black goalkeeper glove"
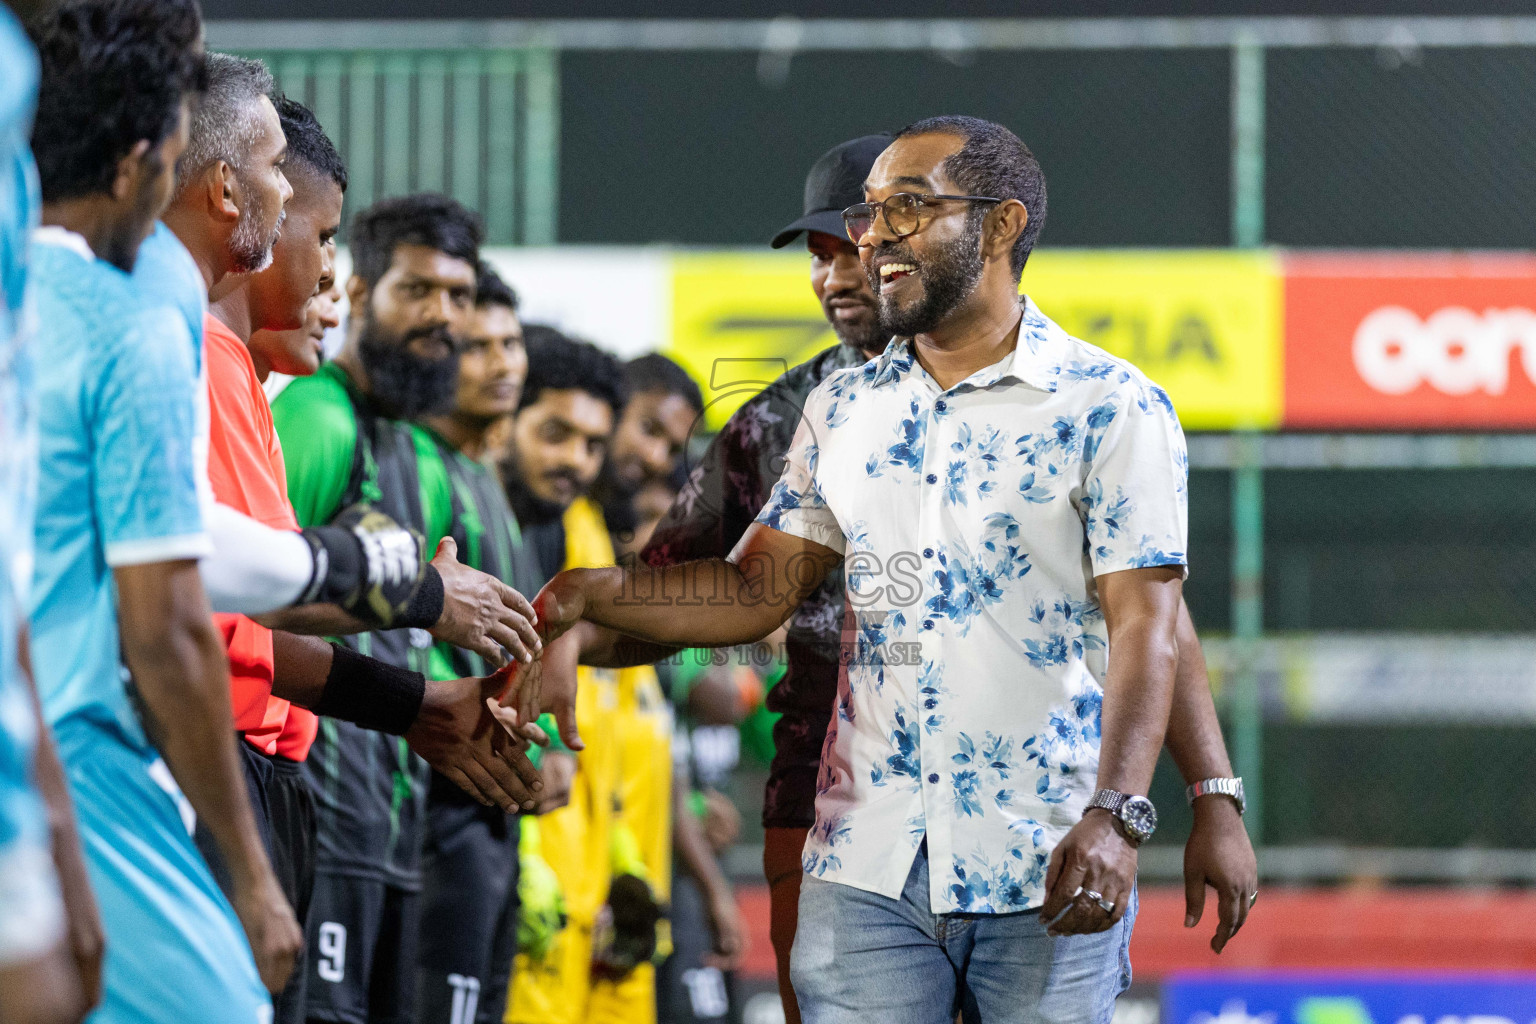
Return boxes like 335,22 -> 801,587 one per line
296,504 -> 435,628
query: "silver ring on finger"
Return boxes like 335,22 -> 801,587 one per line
1096,896 -> 1115,914
1082,888 -> 1104,905
1248,890 -> 1259,908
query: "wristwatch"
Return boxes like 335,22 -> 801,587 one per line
1085,789 -> 1157,846
1186,777 -> 1246,815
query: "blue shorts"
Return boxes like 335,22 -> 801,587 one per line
55,716 -> 271,1024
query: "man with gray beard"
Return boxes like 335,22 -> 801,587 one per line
162,52 -> 291,292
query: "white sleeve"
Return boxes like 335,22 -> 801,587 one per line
200,500 -> 315,615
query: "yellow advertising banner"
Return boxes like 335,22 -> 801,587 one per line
667,248 -> 1283,432
1023,250 -> 1283,431
667,251 -> 836,431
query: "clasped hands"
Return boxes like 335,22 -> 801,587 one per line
415,563 -> 585,815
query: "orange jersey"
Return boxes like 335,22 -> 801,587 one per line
203,313 -> 300,753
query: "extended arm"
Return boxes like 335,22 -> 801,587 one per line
268,631 -> 542,812
1041,565 -> 1182,935
534,523 -> 840,650
1162,600 -> 1258,952
115,560 -> 301,993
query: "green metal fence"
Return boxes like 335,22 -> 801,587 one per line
230,48 -> 559,245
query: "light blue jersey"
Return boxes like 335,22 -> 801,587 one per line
0,5 -> 66,968
29,232 -> 268,1022
28,235 -> 210,745
133,221 -> 206,362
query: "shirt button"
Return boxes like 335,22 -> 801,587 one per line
923,547 -> 934,558
935,400 -> 947,412
928,773 -> 940,784
926,473 -> 937,484
922,619 -> 934,630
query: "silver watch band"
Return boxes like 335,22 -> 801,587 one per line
1087,789 -> 1127,816
1186,777 -> 1245,814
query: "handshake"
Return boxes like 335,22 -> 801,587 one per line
400,543 -> 587,816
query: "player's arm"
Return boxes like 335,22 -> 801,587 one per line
534,523 -> 841,650
17,629 -> 103,1017
671,761 -> 743,968
572,393 -> 785,672
114,559 -> 300,993
1163,600 -> 1257,953
268,631 -> 542,812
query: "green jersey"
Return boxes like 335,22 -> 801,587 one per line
273,361 -> 456,889
419,428 -> 546,684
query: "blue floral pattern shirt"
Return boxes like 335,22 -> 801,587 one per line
756,297 -> 1188,913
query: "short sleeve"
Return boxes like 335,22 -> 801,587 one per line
752,386 -> 845,555
92,307 -> 210,566
1079,378 -> 1188,578
272,373 -> 356,528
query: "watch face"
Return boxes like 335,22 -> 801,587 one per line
1120,795 -> 1158,841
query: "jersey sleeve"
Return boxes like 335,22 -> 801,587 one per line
271,374 -> 356,528
91,306 -> 210,566
1079,376 -> 1189,578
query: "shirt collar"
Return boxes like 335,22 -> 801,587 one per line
869,295 -> 1066,393
31,225 -> 95,261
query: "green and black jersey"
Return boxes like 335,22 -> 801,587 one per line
273,361 -> 456,890
419,428 -> 549,814
419,428 -> 547,683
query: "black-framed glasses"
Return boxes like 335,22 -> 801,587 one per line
842,193 -> 1002,246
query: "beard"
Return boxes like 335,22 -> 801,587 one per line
228,190 -> 285,274
828,303 -> 888,354
356,314 -> 462,420
873,212 -> 986,338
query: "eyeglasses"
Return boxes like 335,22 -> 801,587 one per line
842,193 -> 1002,246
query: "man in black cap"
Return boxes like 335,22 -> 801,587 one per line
625,134 -> 1257,1023
637,134 -> 895,1023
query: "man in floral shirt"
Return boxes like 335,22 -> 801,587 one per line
535,117 -> 1248,1023
636,131 -> 1256,1021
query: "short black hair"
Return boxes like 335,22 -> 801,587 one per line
175,52 -> 273,194
274,94 -> 346,194
624,353 -> 703,416
519,326 -> 625,417
28,0 -> 206,203
475,262 -> 519,312
895,115 -> 1047,278
349,193 -> 483,288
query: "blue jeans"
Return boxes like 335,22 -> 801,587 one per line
790,846 -> 1135,1024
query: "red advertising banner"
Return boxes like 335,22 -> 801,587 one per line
1284,253 -> 1536,429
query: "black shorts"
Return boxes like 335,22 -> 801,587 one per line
304,870 -> 420,1024
194,740 -> 318,1023
268,754 -> 318,1024
414,775 -> 520,1024
656,873 -> 741,1023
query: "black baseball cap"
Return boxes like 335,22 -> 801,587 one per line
769,133 -> 893,249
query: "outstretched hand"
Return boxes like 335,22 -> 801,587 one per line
430,537 -> 543,668
407,669 -> 544,812
531,571 -> 588,647
497,620 -> 584,752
